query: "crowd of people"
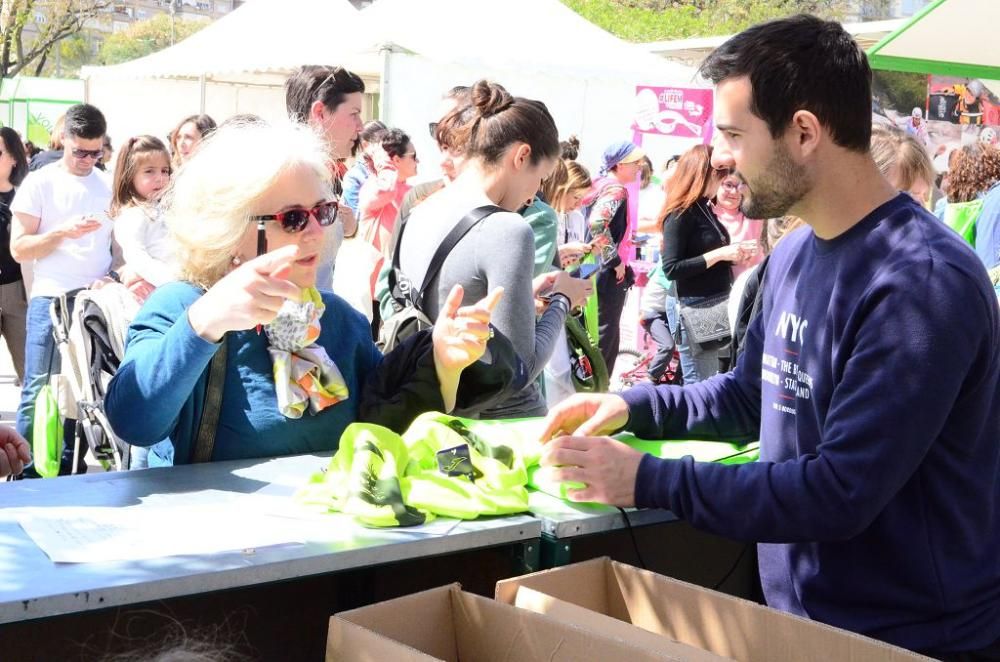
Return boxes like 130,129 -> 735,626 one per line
0,12 -> 998,660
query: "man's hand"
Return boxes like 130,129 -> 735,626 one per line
56,216 -> 103,240
540,435 -> 644,506
539,392 -> 630,441
0,427 -> 31,478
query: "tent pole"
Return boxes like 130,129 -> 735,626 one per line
379,45 -> 391,124
199,74 -> 207,113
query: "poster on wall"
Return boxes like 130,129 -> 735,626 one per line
880,76 -> 1000,179
632,85 -> 713,168
628,85 -> 714,232
914,77 -> 1000,170
927,76 -> 1000,127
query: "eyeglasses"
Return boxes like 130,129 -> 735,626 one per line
403,151 -> 418,160
250,200 -> 339,234
721,182 -> 740,192
71,148 -> 102,160
428,122 -> 438,139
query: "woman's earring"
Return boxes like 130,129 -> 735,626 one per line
232,256 -> 243,267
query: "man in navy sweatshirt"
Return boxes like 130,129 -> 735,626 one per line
540,15 -> 1000,659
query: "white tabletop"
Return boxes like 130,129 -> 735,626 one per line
0,453 -> 540,624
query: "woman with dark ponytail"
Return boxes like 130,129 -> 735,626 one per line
397,80 -> 592,419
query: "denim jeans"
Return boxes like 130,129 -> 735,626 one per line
676,295 -> 722,384
641,314 -> 675,382
17,295 -> 81,475
129,440 -> 175,469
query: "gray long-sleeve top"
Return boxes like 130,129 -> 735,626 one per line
398,182 -> 568,418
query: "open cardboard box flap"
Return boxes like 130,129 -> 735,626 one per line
328,582 -> 692,661
496,557 -> 932,662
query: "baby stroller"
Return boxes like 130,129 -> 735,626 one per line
50,285 -> 139,472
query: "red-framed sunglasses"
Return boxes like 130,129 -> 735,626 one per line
250,199 -> 339,259
250,200 -> 339,234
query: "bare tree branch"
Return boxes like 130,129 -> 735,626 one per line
0,0 -> 111,77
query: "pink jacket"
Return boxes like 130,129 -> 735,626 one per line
357,153 -> 410,297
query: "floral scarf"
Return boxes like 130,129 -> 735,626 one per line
265,287 -> 349,418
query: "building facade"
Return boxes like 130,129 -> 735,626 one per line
848,0 -> 934,20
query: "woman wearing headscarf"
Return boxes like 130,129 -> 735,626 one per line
587,141 -> 644,372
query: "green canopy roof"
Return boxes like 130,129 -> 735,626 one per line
867,0 -> 1000,79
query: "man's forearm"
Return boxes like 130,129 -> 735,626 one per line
12,229 -> 65,263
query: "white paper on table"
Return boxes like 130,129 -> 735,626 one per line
16,504 -> 305,564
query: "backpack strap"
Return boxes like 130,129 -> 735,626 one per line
192,336 -> 227,463
387,204 -> 503,319
415,204 -> 504,314
385,210 -> 412,312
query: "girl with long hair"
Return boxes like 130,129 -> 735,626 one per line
110,135 -> 174,303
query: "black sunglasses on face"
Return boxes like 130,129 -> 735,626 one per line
71,148 -> 103,160
250,200 -> 339,234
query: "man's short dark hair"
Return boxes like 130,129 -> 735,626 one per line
699,14 -> 872,152
285,66 -> 365,123
63,104 -> 107,140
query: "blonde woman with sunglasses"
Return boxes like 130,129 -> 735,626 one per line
105,121 -> 513,465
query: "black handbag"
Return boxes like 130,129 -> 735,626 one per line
678,293 -> 731,349
677,202 -> 733,351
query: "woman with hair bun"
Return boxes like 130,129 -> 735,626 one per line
560,135 -> 580,161
398,80 -> 592,419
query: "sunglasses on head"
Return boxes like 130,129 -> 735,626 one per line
250,200 -> 339,234
71,148 -> 103,160
428,122 -> 438,139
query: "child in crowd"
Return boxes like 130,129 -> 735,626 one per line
110,136 -> 175,303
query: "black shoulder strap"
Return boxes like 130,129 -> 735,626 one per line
385,210 -> 412,310
417,204 -> 504,301
193,336 -> 227,463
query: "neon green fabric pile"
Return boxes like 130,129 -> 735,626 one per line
298,413 -> 760,527
297,413 -> 538,527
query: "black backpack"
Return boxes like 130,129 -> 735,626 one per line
378,204 -> 502,352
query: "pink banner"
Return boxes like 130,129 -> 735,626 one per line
632,85 -> 714,143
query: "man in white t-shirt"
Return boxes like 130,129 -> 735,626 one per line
10,103 -> 113,476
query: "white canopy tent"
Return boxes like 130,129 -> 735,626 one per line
81,0 -> 371,145
867,0 -> 1000,79
82,0 -> 701,170
347,0 -> 701,169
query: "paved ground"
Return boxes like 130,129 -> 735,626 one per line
0,342 -> 20,427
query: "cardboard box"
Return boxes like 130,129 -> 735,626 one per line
327,583 -> 710,661
496,558 -> 931,662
